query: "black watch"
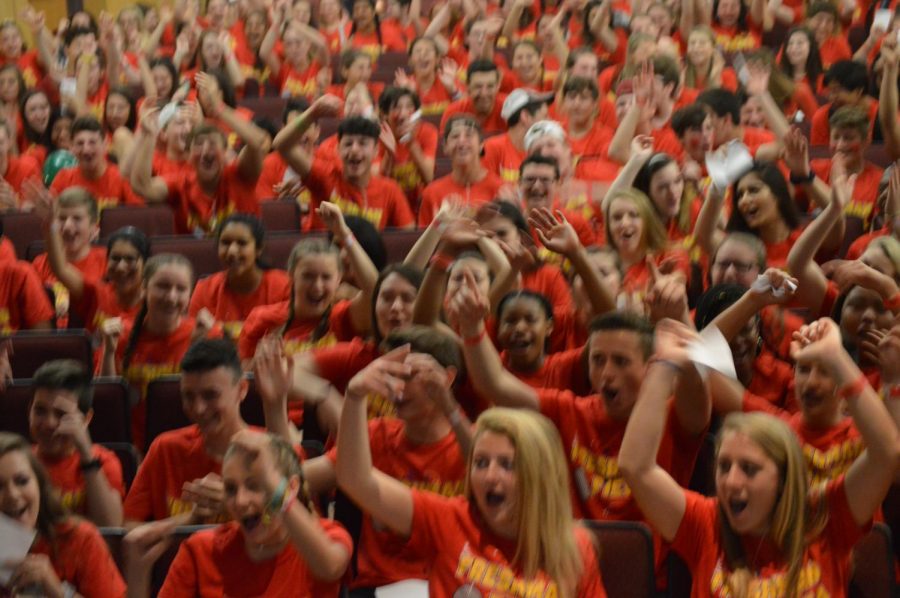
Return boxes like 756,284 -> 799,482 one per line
79,458 -> 102,472
789,170 -> 815,185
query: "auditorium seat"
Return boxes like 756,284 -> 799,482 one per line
100,441 -> 141,491
382,228 -> 420,263
238,96 -> 287,123
7,330 -> 93,378
150,236 -> 220,279
260,199 -> 302,232
99,527 -> 127,574
0,376 -> 133,444
99,205 -> 176,239
0,211 -> 42,259
584,520 -> 656,598
317,117 -> 341,142
849,524 -> 896,598
145,374 -> 267,448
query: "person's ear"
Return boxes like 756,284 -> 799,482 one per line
444,365 -> 458,387
238,376 -> 249,403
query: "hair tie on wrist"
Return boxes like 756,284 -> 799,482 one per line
837,373 -> 868,400
429,251 -> 454,272
463,327 -> 487,346
885,291 -> 900,312
648,357 -> 684,374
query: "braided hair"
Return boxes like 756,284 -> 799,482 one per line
281,239 -> 342,342
121,254 -> 194,373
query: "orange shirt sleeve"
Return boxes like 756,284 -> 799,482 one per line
15,261 -> 55,329
157,534 -> 203,598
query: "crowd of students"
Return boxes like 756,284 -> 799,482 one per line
2,0 -> 900,595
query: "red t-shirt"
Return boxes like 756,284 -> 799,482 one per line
347,27 -> 407,61
810,100 -> 879,146
440,96 -> 508,136
50,164 -> 144,211
407,490 -> 607,597
503,346 -> 582,390
30,520 -> 126,598
272,61 -> 322,100
418,171 -> 505,226
124,425 -> 229,523
740,127 -> 777,156
810,159 -> 883,233
2,155 -> 41,200
845,227 -> 891,260
521,263 -> 573,311
162,162 -> 261,235
482,132 -> 526,184
0,237 -> 15,262
712,23 -> 761,52
418,79 -> 455,117
302,159 -> 414,231
70,278 -> 141,333
325,418 -> 467,588
376,121 -> 439,206
37,444 -> 125,516
158,519 -> 349,597
568,119 -> 614,162
189,269 -> 291,340
117,317 -> 216,450
0,260 -> 55,333
746,347 -> 795,412
152,151 -> 192,178
311,338 -> 403,419
819,35 -> 852,69
762,227 -> 803,269
1,49 -> 45,88
671,478 -> 865,597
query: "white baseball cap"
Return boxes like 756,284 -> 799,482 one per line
524,120 -> 567,151
501,88 -> 555,122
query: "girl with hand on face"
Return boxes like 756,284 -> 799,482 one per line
134,429 -> 351,598
189,214 -> 291,341
0,432 -> 126,598
101,254 -> 218,450
618,317 -> 900,598
336,347 -> 607,598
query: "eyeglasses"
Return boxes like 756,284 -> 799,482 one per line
520,175 -> 556,186
712,259 -> 757,273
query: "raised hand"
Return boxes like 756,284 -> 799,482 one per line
743,59 -> 770,97
394,68 -> 415,90
652,318 -> 699,369
311,93 -> 343,118
830,161 -> 856,210
346,344 -> 412,403
528,207 -> 580,257
229,429 -> 283,493
380,120 -> 398,155
790,317 -> 844,363
644,258 -> 689,323
404,352 -> 456,413
822,259 -> 899,297
53,400 -> 93,456
195,71 -> 222,117
629,134 -> 655,164
316,201 -> 352,243
139,106 -> 162,137
181,473 -> 225,520
23,179 -> 56,228
440,217 -> 484,249
748,267 -> 799,305
878,321 -> 900,385
253,335 -> 295,407
782,127 -> 810,176
101,316 -> 124,352
444,268 -> 490,335
438,58 -> 459,92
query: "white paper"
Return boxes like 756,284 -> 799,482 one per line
874,9 -> 892,30
158,102 -> 179,129
0,513 -> 37,584
732,53 -> 750,86
705,141 -> 754,192
60,77 -> 77,97
688,325 -> 737,380
375,580 -> 429,598
750,274 -> 796,298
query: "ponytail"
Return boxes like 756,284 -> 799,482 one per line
281,238 -> 342,339
121,301 -> 148,373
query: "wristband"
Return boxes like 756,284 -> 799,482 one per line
463,327 -> 487,346
882,384 -> 900,400
340,233 -> 355,249
280,489 -> 298,514
429,251 -> 454,272
266,477 -> 288,513
837,373 -> 868,400
79,457 -> 102,472
788,170 -> 815,185
648,357 -> 684,374
885,291 -> 900,311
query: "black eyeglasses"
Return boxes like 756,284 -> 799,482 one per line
712,259 -> 757,273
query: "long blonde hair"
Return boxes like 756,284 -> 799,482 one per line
603,188 -> 669,255
467,408 -> 584,598
684,26 -> 717,89
715,413 -> 828,598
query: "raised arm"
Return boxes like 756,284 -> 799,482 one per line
446,269 -> 541,410
317,201 -> 378,335
129,108 -> 171,204
231,429 -> 350,580
529,207 -> 616,315
782,127 -> 832,211
744,61 -> 791,142
708,268 -> 798,341
273,94 -> 343,177
605,135 -> 654,201
501,0 -> 531,43
792,319 -> 900,526
141,5 -> 175,56
618,319 -> 697,542
260,3 -> 286,75
692,182 -> 727,258
786,167 -> 852,314
335,347 -> 416,537
880,37 -> 900,161
196,72 -> 271,182
27,181 -> 87,302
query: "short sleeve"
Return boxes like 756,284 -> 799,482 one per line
670,490 -> 717,569
97,445 -> 126,498
123,440 -> 160,521
575,527 -> 606,597
12,261 -> 53,328
188,277 -> 212,317
68,522 -> 127,598
822,477 -> 870,554
537,387 -> 578,428
328,300 -> 359,341
157,537 -> 202,598
406,489 -> 453,557
237,307 -> 272,361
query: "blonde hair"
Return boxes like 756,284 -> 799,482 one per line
684,26 -> 717,89
282,238 -> 342,339
867,236 -> 900,279
467,408 -> 583,598
603,188 -> 668,255
715,413 -> 828,598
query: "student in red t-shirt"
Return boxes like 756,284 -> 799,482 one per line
274,97 -> 415,230
100,254 -> 215,449
440,60 -> 508,136
0,117 -> 40,209
266,327 -> 471,592
122,339 -> 253,531
28,360 -> 124,526
347,0 -> 407,59
325,49 -> 385,103
809,60 -> 877,146
0,432 -> 126,598
49,117 -> 144,212
778,27 -> 824,97
0,260 -> 54,334
130,429 -> 351,598
619,317 -> 900,598
336,349 -> 607,596
119,99 -> 194,183
28,186 -> 109,323
190,213 -> 291,340
402,37 -> 459,116
482,88 -> 550,184
36,184 -> 146,333
806,2 -> 852,69
376,86 -> 438,210
263,19 -> 327,100
131,74 -> 269,235
419,115 -> 506,226
682,27 -> 738,93
561,76 -> 614,162
238,203 -> 377,365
